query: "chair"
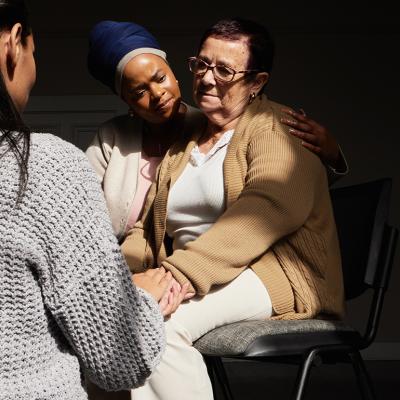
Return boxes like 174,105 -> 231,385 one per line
193,178 -> 398,400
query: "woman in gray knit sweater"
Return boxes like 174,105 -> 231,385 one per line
0,1 -> 188,399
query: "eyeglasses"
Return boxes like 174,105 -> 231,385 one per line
188,57 -> 260,83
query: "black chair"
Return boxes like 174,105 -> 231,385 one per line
194,178 -> 398,400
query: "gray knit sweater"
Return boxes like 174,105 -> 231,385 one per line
0,133 -> 165,400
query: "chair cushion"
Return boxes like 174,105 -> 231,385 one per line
193,319 -> 361,358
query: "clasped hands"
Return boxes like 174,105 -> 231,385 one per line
132,267 -> 195,317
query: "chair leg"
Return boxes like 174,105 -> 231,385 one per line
204,356 -> 218,399
349,351 -> 377,400
291,348 -> 319,400
211,357 -> 235,400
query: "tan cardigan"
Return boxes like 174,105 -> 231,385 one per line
122,95 -> 345,320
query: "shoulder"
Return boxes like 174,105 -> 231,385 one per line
30,132 -> 88,164
5,134 -> 110,252
240,96 -> 301,147
30,133 -> 98,188
100,114 -> 141,135
180,102 -> 207,144
239,97 -> 324,170
97,114 -> 142,149
243,96 -> 291,134
100,114 -> 131,131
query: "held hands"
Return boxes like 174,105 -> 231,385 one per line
158,277 -> 194,317
132,267 -> 172,302
132,268 -> 195,317
281,108 -> 341,169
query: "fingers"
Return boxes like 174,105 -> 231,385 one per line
159,270 -> 173,290
172,279 -> 182,292
281,108 -> 329,155
161,282 -> 192,317
153,266 -> 166,278
172,282 -> 190,312
132,268 -> 174,303
158,291 -> 169,311
288,124 -> 323,155
148,267 -> 170,285
288,128 -> 318,145
184,292 -> 195,300
281,108 -> 320,131
137,269 -> 195,316
300,141 -> 322,155
178,282 -> 195,300
151,268 -> 173,300
281,116 -> 314,133
282,107 -> 340,165
281,108 -> 309,123
160,290 -> 175,317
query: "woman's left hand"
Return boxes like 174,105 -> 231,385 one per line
131,267 -> 172,302
158,277 -> 194,317
281,108 -> 340,168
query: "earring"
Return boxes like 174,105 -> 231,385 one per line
249,92 -> 256,104
128,109 -> 135,118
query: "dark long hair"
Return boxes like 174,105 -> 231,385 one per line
0,0 -> 32,203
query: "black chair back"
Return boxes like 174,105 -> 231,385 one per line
198,178 -> 398,400
330,178 -> 392,300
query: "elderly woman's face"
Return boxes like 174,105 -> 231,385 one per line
193,36 -> 254,128
121,54 -> 181,124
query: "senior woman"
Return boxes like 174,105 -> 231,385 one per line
85,20 -> 347,243
122,18 -> 345,400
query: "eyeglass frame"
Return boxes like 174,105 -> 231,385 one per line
188,56 -> 261,83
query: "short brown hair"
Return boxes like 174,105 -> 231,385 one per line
198,18 -> 275,74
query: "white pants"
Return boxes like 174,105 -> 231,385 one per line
131,268 -> 273,400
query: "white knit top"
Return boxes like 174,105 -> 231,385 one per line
166,130 -> 234,250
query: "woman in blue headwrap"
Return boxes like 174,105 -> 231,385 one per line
85,20 -> 348,243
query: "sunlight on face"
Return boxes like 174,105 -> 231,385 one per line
193,37 -> 254,128
121,54 -> 181,124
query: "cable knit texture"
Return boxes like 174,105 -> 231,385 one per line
0,133 -> 165,400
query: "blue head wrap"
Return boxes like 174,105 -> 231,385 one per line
87,20 -> 167,95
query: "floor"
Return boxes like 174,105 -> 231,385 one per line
217,360 -> 399,399
87,360 -> 399,399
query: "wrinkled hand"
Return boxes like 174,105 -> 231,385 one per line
132,267 -> 172,302
158,277 -> 195,317
281,108 -> 341,168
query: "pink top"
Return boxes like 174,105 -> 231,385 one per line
125,152 -> 162,233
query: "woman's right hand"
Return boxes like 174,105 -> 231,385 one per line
281,108 -> 341,169
131,267 -> 172,302
158,278 -> 194,317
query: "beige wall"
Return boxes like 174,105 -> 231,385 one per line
27,1 -> 400,346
